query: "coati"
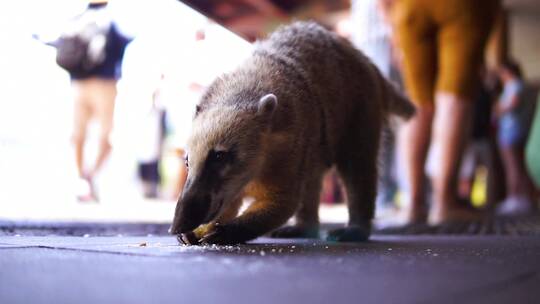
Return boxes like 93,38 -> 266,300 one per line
170,21 -> 414,245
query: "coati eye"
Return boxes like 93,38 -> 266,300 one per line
208,150 -> 231,164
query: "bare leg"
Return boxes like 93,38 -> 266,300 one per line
72,84 -> 91,178
498,144 -> 537,213
91,134 -> 112,177
500,147 -> 520,196
74,137 -> 86,178
72,81 -> 94,201
73,132 -> 95,202
398,104 -> 434,223
429,93 -> 480,224
89,81 -> 117,178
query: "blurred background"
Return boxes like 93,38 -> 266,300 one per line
0,0 -> 538,225
0,0 -> 252,222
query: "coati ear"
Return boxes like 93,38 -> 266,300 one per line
257,94 -> 278,117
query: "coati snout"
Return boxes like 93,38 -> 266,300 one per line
170,188 -> 211,234
170,149 -> 237,234
169,94 -> 278,236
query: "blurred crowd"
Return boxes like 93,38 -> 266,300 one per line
336,0 -> 540,225
33,0 -> 539,226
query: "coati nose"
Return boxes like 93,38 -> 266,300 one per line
170,192 -> 211,234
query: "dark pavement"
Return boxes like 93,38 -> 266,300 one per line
1,224 -> 540,304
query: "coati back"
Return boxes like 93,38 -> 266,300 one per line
170,21 -> 414,245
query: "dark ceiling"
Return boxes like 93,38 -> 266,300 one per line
179,0 -> 349,41
179,0 -> 537,42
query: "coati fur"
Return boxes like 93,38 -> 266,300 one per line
170,21 -> 414,245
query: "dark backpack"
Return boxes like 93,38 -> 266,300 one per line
56,10 -> 110,74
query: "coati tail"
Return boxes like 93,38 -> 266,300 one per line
386,82 -> 416,119
368,59 -> 416,119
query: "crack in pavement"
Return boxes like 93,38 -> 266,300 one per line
0,245 -> 181,258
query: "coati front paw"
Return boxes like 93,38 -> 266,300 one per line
270,225 -> 319,239
199,224 -> 246,245
178,231 -> 199,245
326,224 -> 371,242
177,222 -> 218,245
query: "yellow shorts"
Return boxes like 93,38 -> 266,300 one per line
392,0 -> 500,105
72,78 -> 117,143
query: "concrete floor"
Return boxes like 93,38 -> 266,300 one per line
1,234 -> 540,304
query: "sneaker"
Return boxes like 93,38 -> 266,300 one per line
496,195 -> 535,216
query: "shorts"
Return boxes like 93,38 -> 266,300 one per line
498,117 -> 526,147
72,78 -> 117,143
392,0 -> 500,104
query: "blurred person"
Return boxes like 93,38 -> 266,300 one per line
494,61 -> 537,215
391,0 -> 500,224
55,0 -> 131,201
163,24 -> 250,201
458,68 -> 504,208
320,169 -> 344,204
164,29 -> 208,200
136,75 -> 166,199
350,0 -> 394,77
169,82 -> 203,200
